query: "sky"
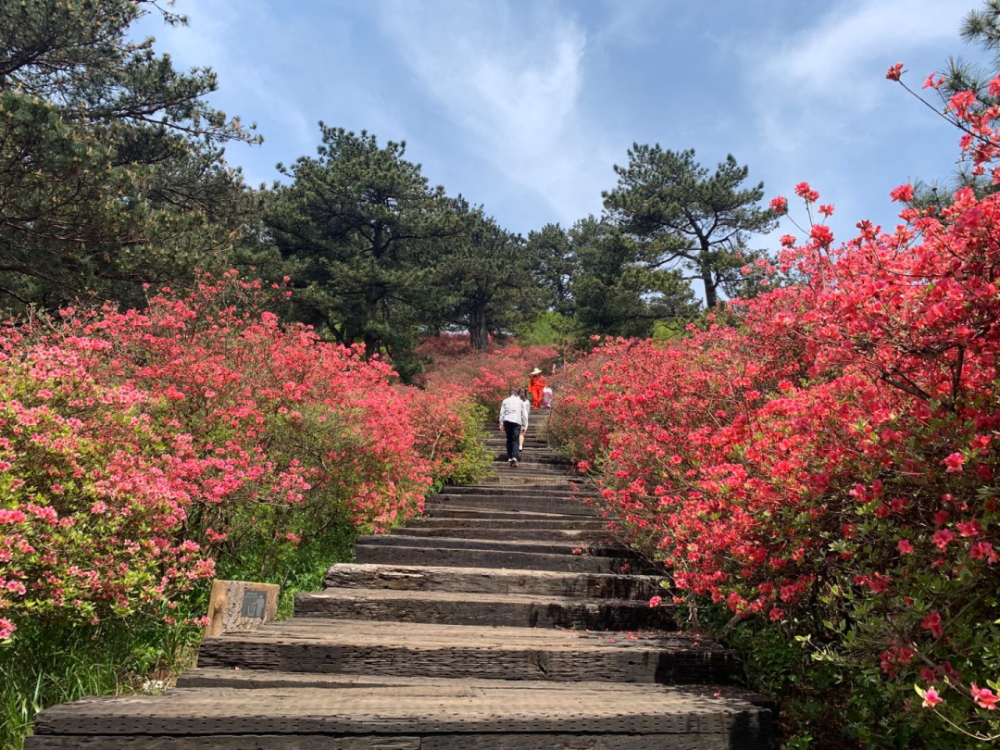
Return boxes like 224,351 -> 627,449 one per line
135,0 -> 987,245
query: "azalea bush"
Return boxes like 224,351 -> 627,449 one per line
418,335 -> 558,410
408,386 -> 492,492
548,70 -> 1000,747
0,272 -> 490,746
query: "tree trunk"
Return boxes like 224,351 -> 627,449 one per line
470,304 -> 489,352
700,252 -> 718,308
364,226 -> 384,359
364,289 -> 379,358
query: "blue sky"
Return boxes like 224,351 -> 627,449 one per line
138,0 -> 985,245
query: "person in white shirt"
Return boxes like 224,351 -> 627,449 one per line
498,388 -> 527,466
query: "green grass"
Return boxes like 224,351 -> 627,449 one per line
0,618 -> 199,749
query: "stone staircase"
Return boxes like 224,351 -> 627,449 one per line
27,408 -> 774,748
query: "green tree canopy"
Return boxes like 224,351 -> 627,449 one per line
433,206 -> 539,352
570,216 -> 696,341
265,126 -> 460,359
523,217 -> 695,345
0,0 -> 259,311
525,222 -> 575,315
602,146 -> 776,308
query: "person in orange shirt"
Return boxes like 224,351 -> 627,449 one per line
528,368 -> 546,409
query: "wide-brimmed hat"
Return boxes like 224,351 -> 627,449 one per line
530,368 -> 542,375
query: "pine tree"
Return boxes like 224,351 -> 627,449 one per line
602,146 -> 776,308
435,207 -> 538,352
265,126 -> 459,358
0,0 -> 259,311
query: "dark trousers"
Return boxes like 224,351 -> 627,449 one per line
503,421 -> 521,461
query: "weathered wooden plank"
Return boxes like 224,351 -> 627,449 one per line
435,493 -> 587,504
481,478 -> 582,489
356,534 -> 625,557
25,733 -> 768,749
421,734 -> 767,750
25,737 -> 421,749
485,467 -> 574,477
353,545 -> 636,573
174,671 -> 771,703
492,453 -> 572,464
426,499 -> 598,517
294,589 -> 674,630
439,486 -> 585,498
425,508 -> 587,520
393,527 -> 605,541
429,492 -> 589,505
195,619 -> 737,684
32,685 -> 769,737
410,518 -> 605,530
321,564 -> 662,599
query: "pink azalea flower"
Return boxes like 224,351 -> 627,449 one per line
921,687 -> 943,708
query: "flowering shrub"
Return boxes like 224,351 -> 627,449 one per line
418,335 -> 557,410
0,276 -> 497,746
0,273 -> 448,646
408,387 -> 492,491
548,72 -> 1000,745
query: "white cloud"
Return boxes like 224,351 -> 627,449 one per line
593,0 -> 664,47
745,0 -> 970,153
378,0 -> 608,223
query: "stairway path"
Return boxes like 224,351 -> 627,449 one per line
27,408 -> 773,748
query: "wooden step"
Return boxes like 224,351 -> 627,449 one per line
411,517 -> 607,530
486,469 -> 576,480
433,484 -> 594,498
393,526 -> 606,541
425,507 -> 593,521
430,489 -> 590,501
489,463 -> 572,473
507,455 -> 569,462
354,543 -> 636,573
482,477 -> 578,488
195,619 -> 739,685
431,494 -> 588,506
174,670 -> 767,701
433,495 -> 593,506
357,534 -> 626,557
29,680 -> 773,749
427,497 -> 598,516
491,457 -> 569,465
486,443 -> 551,450
295,588 -> 674,629
323,564 -> 663,599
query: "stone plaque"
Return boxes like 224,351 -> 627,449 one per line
205,580 -> 280,637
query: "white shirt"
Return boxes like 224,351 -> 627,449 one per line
499,395 -> 526,427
